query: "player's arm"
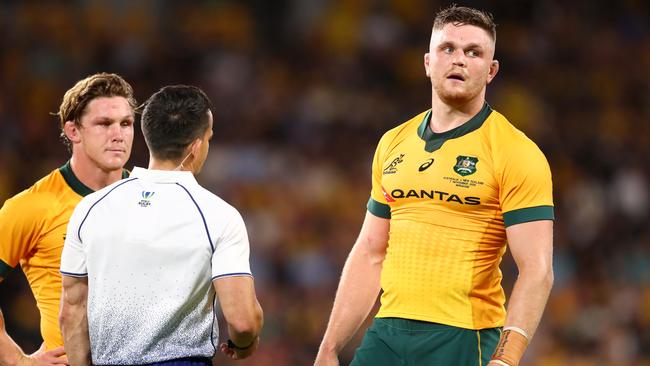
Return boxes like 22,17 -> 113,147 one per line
0,274 -> 24,366
488,220 -> 554,366
59,276 -> 90,366
0,277 -> 67,366
315,211 -> 389,366
0,277 -> 30,366
214,276 -> 263,360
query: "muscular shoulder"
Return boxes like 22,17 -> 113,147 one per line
484,110 -> 546,159
1,170 -> 66,219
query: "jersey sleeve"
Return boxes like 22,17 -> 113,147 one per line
367,134 -> 391,219
0,193 -> 51,277
498,136 -> 554,227
60,198 -> 90,277
211,207 -> 252,279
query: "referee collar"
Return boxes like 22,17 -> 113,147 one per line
130,167 -> 198,185
417,102 -> 492,153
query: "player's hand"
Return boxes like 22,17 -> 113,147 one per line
487,361 -> 509,366
18,344 -> 68,366
219,337 -> 258,360
313,349 -> 339,366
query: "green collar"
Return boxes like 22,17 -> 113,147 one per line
417,102 -> 492,152
59,161 -> 130,197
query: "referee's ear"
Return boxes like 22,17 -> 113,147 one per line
188,138 -> 202,156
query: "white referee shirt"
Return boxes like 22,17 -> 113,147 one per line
60,167 -> 252,365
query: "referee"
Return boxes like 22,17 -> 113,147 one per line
59,85 -> 263,365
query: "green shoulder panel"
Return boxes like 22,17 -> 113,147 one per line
367,198 -> 391,219
503,205 -> 554,227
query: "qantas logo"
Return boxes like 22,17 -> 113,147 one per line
418,158 -> 434,172
388,188 -> 480,205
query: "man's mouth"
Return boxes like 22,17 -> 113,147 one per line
447,73 -> 465,81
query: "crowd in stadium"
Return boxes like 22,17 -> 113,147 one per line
0,1 -> 648,365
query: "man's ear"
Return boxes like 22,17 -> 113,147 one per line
486,59 -> 499,84
189,138 -> 202,157
64,121 -> 81,143
424,53 -> 431,77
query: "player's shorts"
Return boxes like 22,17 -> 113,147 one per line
350,317 -> 500,366
147,357 -> 211,366
97,357 -> 212,366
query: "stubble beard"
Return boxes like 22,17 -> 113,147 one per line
433,78 -> 484,108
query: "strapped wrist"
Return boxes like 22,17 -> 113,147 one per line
227,338 -> 256,351
490,329 -> 529,366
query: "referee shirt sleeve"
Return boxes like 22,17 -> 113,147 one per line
60,199 -> 89,277
211,207 -> 252,279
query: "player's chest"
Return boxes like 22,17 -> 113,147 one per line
380,140 -> 498,208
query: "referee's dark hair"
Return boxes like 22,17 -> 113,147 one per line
140,85 -> 213,161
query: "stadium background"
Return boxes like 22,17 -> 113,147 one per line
0,1 -> 648,365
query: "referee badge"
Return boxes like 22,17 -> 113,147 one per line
138,191 -> 155,207
453,156 -> 478,176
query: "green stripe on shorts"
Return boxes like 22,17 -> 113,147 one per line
351,318 -> 500,366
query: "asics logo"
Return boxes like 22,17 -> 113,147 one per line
418,158 -> 434,172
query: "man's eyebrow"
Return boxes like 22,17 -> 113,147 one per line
89,114 -> 134,122
438,40 -> 485,49
463,43 -> 484,49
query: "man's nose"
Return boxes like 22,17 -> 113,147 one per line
110,124 -> 124,141
452,50 -> 466,67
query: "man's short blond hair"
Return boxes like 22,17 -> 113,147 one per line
57,73 -> 136,149
433,5 -> 496,42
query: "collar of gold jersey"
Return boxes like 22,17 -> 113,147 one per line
418,102 -> 493,153
59,160 -> 130,197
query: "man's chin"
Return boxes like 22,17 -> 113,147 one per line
101,159 -> 127,172
440,93 -> 473,106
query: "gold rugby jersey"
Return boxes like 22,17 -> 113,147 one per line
0,162 -> 128,349
368,103 -> 553,330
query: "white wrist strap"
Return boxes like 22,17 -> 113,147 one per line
490,360 -> 511,366
503,326 -> 530,341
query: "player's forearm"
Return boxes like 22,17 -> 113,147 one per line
227,299 -> 263,349
504,265 -> 554,338
59,304 -> 90,366
0,308 -> 28,366
319,243 -> 383,354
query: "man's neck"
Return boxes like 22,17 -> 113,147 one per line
69,156 -> 124,192
148,160 -> 180,171
148,156 -> 193,173
429,93 -> 486,133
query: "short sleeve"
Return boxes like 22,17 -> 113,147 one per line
60,198 -> 90,277
0,193 -> 50,277
498,138 -> 554,227
211,208 -> 252,279
367,135 -> 391,219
